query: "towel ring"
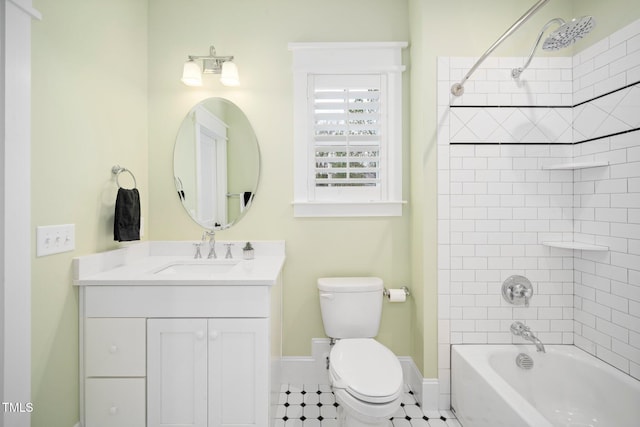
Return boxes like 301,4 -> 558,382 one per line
112,165 -> 137,189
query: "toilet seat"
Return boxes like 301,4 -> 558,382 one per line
329,338 -> 403,404
332,387 -> 401,421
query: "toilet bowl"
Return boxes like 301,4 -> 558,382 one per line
329,338 -> 403,427
317,277 -> 405,427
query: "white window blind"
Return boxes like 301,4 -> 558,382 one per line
310,74 -> 386,201
289,42 -> 407,217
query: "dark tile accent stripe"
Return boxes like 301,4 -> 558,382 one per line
449,127 -> 640,145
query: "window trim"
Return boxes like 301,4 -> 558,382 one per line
289,42 -> 408,217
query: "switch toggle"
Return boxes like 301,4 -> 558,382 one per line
36,224 -> 75,257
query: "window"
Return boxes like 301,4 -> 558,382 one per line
289,42 -> 407,217
312,74 -> 384,201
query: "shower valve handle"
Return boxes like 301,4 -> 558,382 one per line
502,275 -> 533,307
512,283 -> 532,307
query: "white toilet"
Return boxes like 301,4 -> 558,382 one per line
317,277 -> 404,427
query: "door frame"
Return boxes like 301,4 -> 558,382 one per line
1,1 -> 41,426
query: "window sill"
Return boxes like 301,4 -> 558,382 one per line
292,201 -> 406,217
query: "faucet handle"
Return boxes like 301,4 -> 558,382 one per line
502,275 -> 533,307
193,242 -> 203,259
224,243 -> 234,259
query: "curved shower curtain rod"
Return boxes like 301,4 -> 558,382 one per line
450,0 -> 551,97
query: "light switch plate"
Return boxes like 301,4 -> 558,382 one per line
36,224 -> 75,257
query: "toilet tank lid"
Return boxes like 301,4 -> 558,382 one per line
317,277 -> 383,292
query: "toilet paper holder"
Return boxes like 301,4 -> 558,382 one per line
383,286 -> 410,298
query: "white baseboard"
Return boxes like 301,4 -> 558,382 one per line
280,339 -> 441,412
280,338 -> 331,385
421,378 -> 440,412
398,356 -> 422,405
397,356 -> 440,412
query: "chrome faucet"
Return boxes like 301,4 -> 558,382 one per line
203,231 -> 217,259
511,321 -> 546,353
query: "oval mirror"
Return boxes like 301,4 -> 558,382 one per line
173,98 -> 260,230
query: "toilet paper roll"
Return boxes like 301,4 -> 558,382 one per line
386,288 -> 406,302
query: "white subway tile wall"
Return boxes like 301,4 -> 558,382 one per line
437,18 -> 640,410
573,134 -> 640,376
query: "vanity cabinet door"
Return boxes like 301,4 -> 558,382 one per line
208,318 -> 269,427
147,318 -> 269,427
147,319 -> 208,427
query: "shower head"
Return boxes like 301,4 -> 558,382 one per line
512,16 -> 596,79
542,16 -> 596,51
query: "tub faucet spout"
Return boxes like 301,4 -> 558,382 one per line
522,330 -> 546,353
511,321 -> 546,353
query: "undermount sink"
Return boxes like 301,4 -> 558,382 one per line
153,259 -> 240,277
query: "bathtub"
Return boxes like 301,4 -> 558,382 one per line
451,345 -> 640,427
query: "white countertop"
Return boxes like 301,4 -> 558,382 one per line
73,241 -> 285,286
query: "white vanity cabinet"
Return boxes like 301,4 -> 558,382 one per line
74,241 -> 285,427
146,318 -> 268,427
79,284 -> 280,427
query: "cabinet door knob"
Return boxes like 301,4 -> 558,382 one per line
195,330 -> 205,340
210,330 -> 219,340
109,345 -> 118,354
109,406 -> 118,415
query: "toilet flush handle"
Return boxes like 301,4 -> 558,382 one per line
319,293 -> 334,300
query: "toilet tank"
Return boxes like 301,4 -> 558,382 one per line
317,277 -> 383,338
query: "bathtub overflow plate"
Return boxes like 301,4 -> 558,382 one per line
516,353 -> 534,369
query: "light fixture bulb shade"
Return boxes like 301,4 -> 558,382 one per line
181,60 -> 203,86
220,61 -> 240,86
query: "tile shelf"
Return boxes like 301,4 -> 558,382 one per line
539,159 -> 610,252
542,241 -> 609,251
541,161 -> 610,170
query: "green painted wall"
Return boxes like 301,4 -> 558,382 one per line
31,0 -> 148,425
407,0 -> 431,379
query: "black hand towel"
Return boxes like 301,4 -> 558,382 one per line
114,188 -> 141,242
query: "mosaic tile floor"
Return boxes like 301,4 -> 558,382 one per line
275,384 -> 460,427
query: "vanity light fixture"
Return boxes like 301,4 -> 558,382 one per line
181,45 -> 240,87
181,59 -> 203,86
